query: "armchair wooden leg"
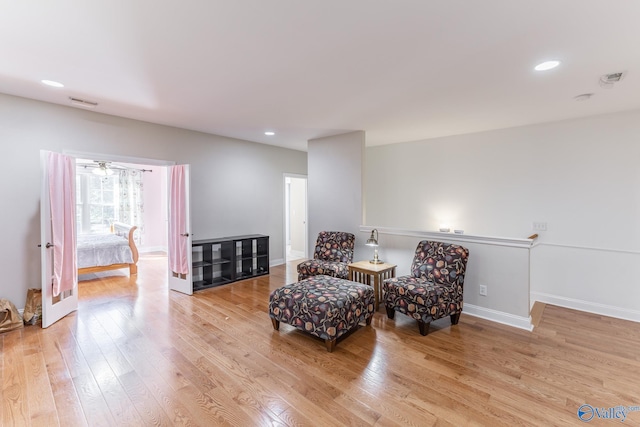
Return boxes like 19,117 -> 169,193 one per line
365,314 -> 373,326
271,318 -> 280,330
417,321 -> 430,336
386,306 -> 395,319
325,338 -> 336,352
450,312 -> 461,325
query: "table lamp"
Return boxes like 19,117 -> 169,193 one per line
366,229 -> 382,264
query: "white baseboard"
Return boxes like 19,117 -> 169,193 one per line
463,304 -> 534,331
138,246 -> 167,254
531,291 -> 640,323
270,258 -> 285,267
288,250 -> 305,258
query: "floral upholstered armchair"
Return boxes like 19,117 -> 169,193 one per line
296,231 -> 355,281
382,240 -> 469,336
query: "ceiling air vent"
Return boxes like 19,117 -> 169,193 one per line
69,97 -> 98,108
599,71 -> 627,88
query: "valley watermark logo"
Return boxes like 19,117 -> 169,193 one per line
577,404 -> 640,422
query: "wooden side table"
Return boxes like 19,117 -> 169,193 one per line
348,261 -> 397,310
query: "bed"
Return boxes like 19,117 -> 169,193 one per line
77,222 -> 139,276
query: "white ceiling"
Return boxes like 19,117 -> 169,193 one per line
1,1 -> 639,152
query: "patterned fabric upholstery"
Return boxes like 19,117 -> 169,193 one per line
297,231 -> 355,280
383,240 -> 469,336
268,275 -> 374,351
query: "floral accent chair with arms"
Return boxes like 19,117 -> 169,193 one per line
383,240 -> 469,336
297,231 -> 355,281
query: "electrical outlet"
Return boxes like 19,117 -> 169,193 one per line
479,285 -> 487,296
532,222 -> 547,231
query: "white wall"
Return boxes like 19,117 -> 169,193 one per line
0,93 -> 307,308
366,109 -> 640,324
308,131 -> 364,257
530,246 -> 640,321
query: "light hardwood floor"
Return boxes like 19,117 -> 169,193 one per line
2,254 -> 639,426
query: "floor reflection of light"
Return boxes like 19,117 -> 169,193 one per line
358,347 -> 388,390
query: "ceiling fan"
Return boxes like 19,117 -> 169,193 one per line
76,160 -> 117,176
93,161 -> 114,176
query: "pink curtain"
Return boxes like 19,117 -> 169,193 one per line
48,152 -> 77,296
169,165 -> 189,275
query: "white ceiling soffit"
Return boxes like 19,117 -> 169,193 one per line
1,1 -> 639,152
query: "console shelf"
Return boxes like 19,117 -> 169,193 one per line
191,234 -> 269,291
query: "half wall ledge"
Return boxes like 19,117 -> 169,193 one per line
359,225 -> 534,332
359,226 -> 534,249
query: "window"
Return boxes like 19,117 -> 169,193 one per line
77,174 -> 120,234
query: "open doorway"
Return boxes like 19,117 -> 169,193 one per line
284,174 -> 307,262
71,153 -> 171,284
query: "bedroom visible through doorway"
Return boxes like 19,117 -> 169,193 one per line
75,158 -> 168,255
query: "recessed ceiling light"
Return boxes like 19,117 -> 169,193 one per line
264,131 -> 275,136
41,79 -> 64,88
534,61 -> 560,71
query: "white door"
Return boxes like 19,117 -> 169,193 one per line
167,164 -> 193,294
40,150 -> 78,328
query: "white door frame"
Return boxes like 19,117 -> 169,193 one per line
283,173 -> 308,262
69,153 -> 194,292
